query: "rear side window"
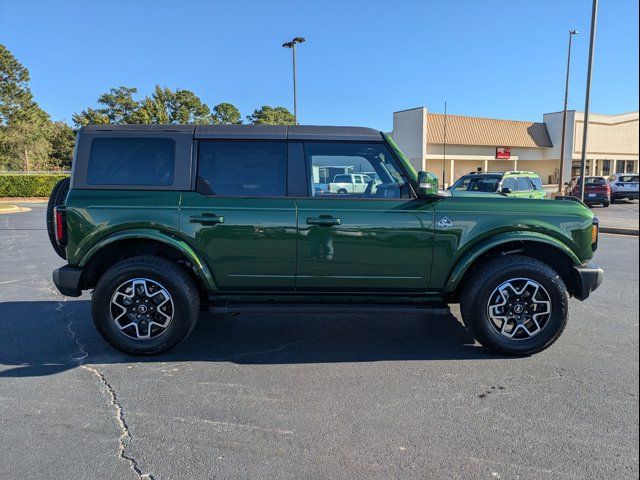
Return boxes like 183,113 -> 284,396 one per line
197,141 -> 287,196
333,174 -> 352,183
87,138 -> 175,186
529,177 -> 543,190
516,177 -> 530,191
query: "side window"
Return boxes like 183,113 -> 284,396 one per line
502,178 -> 517,191
305,142 -> 409,198
529,177 -> 543,190
87,137 -> 175,186
197,141 -> 287,196
516,177 -> 531,192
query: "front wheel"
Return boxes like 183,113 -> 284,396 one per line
460,255 -> 569,356
92,256 -> 200,355
603,200 -> 610,207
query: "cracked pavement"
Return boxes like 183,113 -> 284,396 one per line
1,204 -> 638,479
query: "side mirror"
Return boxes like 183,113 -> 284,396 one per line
417,171 -> 439,198
501,187 -> 512,194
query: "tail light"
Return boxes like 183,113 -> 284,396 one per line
591,217 -> 599,251
54,206 -> 68,246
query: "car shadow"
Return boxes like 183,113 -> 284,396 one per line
0,300 -> 505,378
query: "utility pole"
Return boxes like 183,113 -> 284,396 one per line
579,0 -> 598,201
282,37 -> 306,124
558,30 -> 579,194
442,102 -> 447,189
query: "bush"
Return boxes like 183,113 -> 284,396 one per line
0,174 -> 69,197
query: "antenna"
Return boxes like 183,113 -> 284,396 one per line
442,101 -> 448,189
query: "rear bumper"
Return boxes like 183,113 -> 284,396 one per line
52,265 -> 83,297
583,193 -> 610,204
612,191 -> 639,200
572,263 -> 604,301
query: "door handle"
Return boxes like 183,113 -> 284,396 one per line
190,214 -> 224,225
307,216 -> 341,226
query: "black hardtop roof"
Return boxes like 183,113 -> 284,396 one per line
80,124 -> 383,141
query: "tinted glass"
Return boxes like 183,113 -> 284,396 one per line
585,177 -> 607,186
530,177 -> 543,190
198,141 -> 287,196
450,175 -> 501,192
501,178 -> 517,191
87,137 -> 175,186
305,142 -> 409,198
516,177 -> 531,191
619,175 -> 639,183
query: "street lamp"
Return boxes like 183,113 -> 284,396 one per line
579,0 -> 599,202
558,29 -> 579,194
282,36 -> 306,124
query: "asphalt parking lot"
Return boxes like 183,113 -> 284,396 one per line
1,204 -> 638,480
590,199 -> 639,232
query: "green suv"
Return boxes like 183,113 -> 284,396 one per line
48,125 -> 602,356
450,171 -> 547,199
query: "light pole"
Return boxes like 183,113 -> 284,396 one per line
558,29 -> 579,194
282,36 -> 306,124
579,0 -> 598,202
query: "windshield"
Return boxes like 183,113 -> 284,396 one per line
383,133 -> 418,182
584,177 -> 607,186
450,175 -> 502,192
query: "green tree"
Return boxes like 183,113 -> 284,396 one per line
212,102 -> 242,124
246,105 -> 295,125
72,86 -> 139,127
0,43 -> 34,125
48,121 -> 76,169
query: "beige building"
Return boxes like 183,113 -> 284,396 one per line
390,107 -> 639,187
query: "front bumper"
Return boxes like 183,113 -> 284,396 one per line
52,265 -> 83,297
572,263 -> 604,301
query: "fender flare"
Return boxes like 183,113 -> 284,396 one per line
78,228 -> 217,291
443,231 -> 582,294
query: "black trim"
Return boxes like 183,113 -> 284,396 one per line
572,263 -> 604,301
52,265 -> 83,297
209,301 -> 449,315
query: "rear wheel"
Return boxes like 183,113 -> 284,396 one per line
92,256 -> 200,355
603,200 -> 610,207
460,255 -> 569,356
46,177 -> 70,259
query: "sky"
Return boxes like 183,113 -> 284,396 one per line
1,0 -> 638,131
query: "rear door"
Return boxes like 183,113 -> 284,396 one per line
180,140 -> 298,291
295,141 -> 435,292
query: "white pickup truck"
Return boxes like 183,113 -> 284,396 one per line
327,174 -> 375,194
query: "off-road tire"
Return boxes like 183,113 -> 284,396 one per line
92,255 -> 200,355
460,254 -> 569,356
46,177 -> 70,259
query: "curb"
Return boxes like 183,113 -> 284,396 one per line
600,226 -> 639,236
0,197 -> 49,203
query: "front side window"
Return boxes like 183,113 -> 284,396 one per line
197,141 -> 287,196
501,178 -> 517,191
87,137 -> 175,186
516,177 -> 531,192
450,175 -> 501,192
305,142 -> 410,199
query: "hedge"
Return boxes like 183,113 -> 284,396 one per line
0,174 -> 69,197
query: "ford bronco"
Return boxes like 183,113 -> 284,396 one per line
48,124 -> 603,356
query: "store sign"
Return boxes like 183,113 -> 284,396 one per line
496,147 -> 511,159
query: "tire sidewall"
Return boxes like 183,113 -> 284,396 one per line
470,262 -> 568,355
92,262 -> 197,355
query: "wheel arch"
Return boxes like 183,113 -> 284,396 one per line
78,230 -> 217,294
445,232 -> 582,301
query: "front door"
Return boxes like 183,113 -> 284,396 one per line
296,141 -> 435,292
180,140 -> 297,291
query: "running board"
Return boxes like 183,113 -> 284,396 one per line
208,302 -> 450,315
